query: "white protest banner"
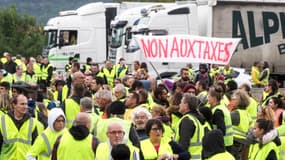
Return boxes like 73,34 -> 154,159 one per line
135,35 -> 241,65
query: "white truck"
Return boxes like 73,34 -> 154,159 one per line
43,2 -> 120,70
116,0 -> 285,84
43,2 -> 173,71
108,3 -> 176,64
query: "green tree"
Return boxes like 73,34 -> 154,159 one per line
0,6 -> 44,58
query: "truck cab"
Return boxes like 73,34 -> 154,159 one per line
43,2 -> 120,71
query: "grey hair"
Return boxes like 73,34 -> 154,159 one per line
95,89 -> 112,102
131,107 -> 152,123
80,97 -> 93,110
114,84 -> 126,95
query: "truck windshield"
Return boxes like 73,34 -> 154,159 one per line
110,27 -> 124,48
44,30 -> 57,49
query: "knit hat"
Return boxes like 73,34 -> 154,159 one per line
183,84 -> 196,93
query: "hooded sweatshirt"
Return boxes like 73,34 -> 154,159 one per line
27,108 -> 66,160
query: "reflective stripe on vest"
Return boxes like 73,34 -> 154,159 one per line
141,138 -> 173,159
102,68 -> 115,86
233,109 -> 252,140
39,132 -> 52,157
175,114 -> 203,160
1,115 -> 34,144
249,141 -> 279,160
212,104 -> 233,146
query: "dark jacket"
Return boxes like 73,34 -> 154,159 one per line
202,129 -> 225,159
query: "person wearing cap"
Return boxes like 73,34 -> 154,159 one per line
183,83 -> 197,96
95,100 -> 140,147
27,108 -> 67,160
95,122 -> 140,160
51,112 -> 99,160
0,94 -> 44,159
114,58 -> 128,79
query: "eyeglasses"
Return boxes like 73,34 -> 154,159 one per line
108,130 -> 124,135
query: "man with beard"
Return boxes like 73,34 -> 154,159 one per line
173,68 -> 191,92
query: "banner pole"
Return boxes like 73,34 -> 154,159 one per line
148,61 -> 172,94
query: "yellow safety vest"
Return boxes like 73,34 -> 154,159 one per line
232,109 -> 252,140
95,142 -> 139,160
41,64 -> 52,80
251,66 -> 261,86
279,136 -> 285,160
206,151 -> 235,160
212,104 -> 233,147
171,113 -> 181,131
34,63 -> 41,79
84,64 -> 91,72
141,137 -> 173,160
95,117 -> 131,142
64,98 -> 80,128
115,64 -> 128,79
61,85 -> 69,102
1,73 -> 13,84
87,112 -> 99,133
175,114 -> 205,160
102,67 -> 116,87
0,115 -> 37,160
15,59 -> 26,71
247,97 -> 258,122
27,128 -> 66,160
12,73 -> 26,83
25,72 -> 38,84
57,131 -> 94,160
163,124 -> 174,140
248,141 -> 279,160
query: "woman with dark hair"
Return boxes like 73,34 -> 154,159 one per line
261,79 -> 280,106
207,85 -> 233,151
140,119 -> 190,160
230,89 -> 252,159
268,96 -> 285,127
248,119 -> 279,160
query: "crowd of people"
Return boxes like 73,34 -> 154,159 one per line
0,51 -> 285,160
